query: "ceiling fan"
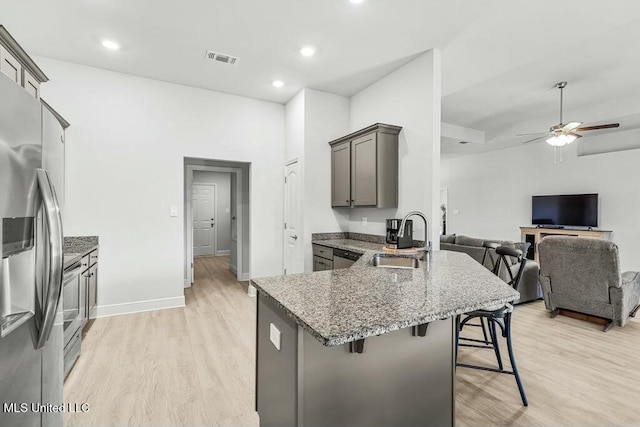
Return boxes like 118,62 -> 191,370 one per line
518,81 -> 620,147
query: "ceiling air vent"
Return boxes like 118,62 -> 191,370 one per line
205,50 -> 239,65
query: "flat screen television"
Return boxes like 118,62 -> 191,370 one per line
532,194 -> 598,228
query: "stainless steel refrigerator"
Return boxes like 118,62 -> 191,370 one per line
1,71 -> 64,426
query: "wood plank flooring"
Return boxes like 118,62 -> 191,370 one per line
64,256 -> 258,427
64,256 -> 640,426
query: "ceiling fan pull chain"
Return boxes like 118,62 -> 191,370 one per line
554,146 -> 557,164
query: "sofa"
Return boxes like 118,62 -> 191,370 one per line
440,234 -> 542,304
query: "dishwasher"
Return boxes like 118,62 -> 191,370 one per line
333,248 -> 362,269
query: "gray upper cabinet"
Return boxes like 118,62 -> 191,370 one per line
351,132 -> 377,206
331,141 -> 351,207
329,123 -> 402,208
0,26 -> 48,99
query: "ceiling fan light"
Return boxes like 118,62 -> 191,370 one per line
546,134 -> 577,147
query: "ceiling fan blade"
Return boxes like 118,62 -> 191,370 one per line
569,132 -> 582,139
516,132 -> 552,137
562,121 -> 583,131
522,135 -> 548,144
576,123 -> 620,131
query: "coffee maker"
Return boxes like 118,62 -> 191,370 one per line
385,219 -> 413,249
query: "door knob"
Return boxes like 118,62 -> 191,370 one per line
291,235 -> 298,240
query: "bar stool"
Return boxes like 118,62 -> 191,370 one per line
455,245 -> 529,406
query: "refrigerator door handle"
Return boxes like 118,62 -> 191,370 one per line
35,169 -> 63,350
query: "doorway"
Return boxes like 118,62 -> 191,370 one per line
192,183 -> 217,257
283,160 -> 302,275
184,158 -> 250,287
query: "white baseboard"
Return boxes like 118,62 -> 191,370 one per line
239,272 -> 250,281
230,264 -> 238,275
216,249 -> 231,256
95,296 -> 186,319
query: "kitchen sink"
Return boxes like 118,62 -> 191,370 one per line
369,254 -> 420,269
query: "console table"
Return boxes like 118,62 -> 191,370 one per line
520,227 -> 613,263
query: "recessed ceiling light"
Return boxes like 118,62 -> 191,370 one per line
101,39 -> 120,51
349,0 -> 365,4
272,80 -> 285,88
299,45 -> 317,57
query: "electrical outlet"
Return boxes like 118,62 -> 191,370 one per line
362,217 -> 368,227
270,323 -> 281,350
170,206 -> 178,217
453,209 -> 460,215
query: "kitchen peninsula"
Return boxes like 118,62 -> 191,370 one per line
251,240 -> 519,427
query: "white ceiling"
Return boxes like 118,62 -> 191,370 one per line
2,0 -> 640,157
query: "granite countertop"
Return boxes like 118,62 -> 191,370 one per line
63,236 -> 99,269
251,245 -> 519,347
313,238 -> 385,253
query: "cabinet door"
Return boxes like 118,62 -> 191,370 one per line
0,44 -> 22,84
88,264 -> 98,318
351,132 -> 377,206
42,106 -> 65,210
331,141 -> 351,207
80,270 -> 89,324
23,70 -> 39,99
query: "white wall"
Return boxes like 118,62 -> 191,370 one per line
285,90 -> 305,162
284,89 -> 350,273
446,141 -> 640,271
349,51 -> 442,247
193,171 -> 232,253
302,89 -> 350,271
38,57 -> 284,316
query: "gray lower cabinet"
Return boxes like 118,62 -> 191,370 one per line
313,256 -> 333,271
329,123 -> 402,208
81,249 -> 99,326
312,244 -> 334,271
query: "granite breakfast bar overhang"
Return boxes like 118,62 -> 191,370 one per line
251,249 -> 519,427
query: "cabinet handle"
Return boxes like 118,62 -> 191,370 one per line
346,200 -> 349,203
351,200 -> 354,202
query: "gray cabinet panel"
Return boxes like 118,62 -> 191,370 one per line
313,255 -> 333,271
41,105 -> 65,210
351,133 -> 377,206
331,141 -> 351,207
256,294 -> 298,427
312,244 -> 332,259
88,264 -> 97,319
328,123 -> 401,209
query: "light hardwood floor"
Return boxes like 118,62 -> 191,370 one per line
65,256 -> 640,426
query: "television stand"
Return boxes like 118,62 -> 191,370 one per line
520,227 -> 613,263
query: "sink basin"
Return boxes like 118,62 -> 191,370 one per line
369,254 -> 420,269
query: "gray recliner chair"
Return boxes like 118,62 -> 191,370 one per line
538,236 -> 640,331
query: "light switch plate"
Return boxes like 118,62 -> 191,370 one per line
170,206 -> 178,217
453,209 -> 460,215
225,208 -> 230,214
269,323 -> 281,350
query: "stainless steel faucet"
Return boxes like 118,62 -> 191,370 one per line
398,211 -> 431,253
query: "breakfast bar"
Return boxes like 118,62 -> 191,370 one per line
251,247 -> 519,427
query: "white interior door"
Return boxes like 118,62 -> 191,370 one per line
193,184 -> 217,256
283,161 -> 302,274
